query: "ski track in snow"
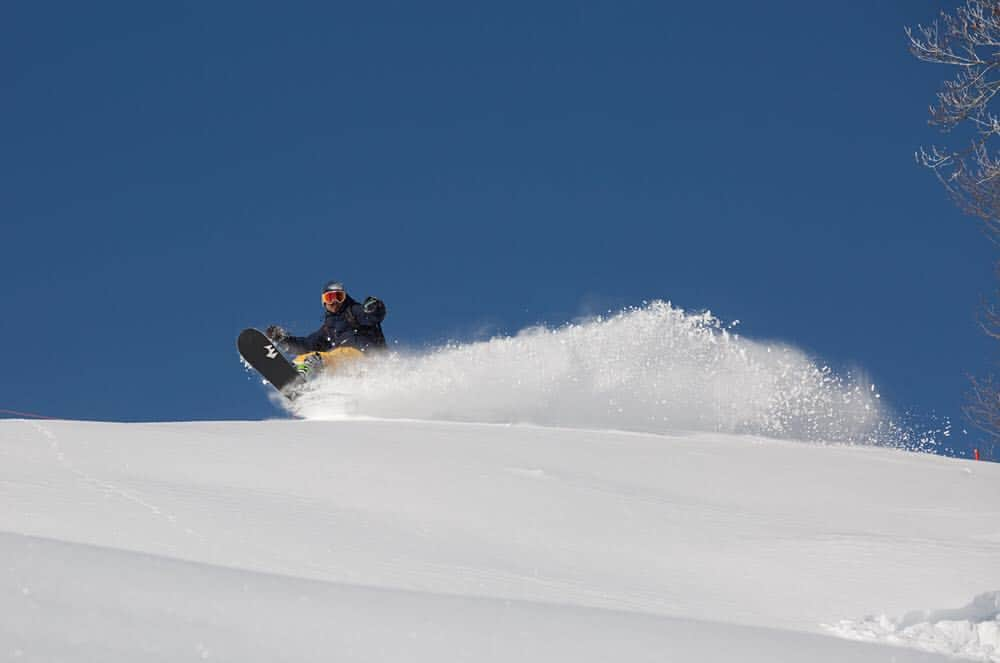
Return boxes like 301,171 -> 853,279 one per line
27,420 -> 203,540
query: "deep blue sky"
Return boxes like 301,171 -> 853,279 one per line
2,2 -> 991,452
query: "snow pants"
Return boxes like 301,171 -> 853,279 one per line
293,346 -> 364,374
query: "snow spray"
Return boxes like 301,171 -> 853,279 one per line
286,301 -> 935,450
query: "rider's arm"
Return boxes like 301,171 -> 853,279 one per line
284,326 -> 327,354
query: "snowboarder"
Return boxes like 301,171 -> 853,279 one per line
266,281 -> 387,377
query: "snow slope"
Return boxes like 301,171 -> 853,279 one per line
2,418 -> 998,661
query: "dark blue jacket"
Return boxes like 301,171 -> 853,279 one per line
285,295 -> 386,354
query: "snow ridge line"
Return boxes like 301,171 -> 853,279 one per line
0,408 -> 58,420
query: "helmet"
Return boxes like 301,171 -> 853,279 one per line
323,281 -> 345,293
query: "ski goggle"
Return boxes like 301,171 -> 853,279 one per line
322,290 -> 346,304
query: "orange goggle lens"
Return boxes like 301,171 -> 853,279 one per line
322,290 -> 346,304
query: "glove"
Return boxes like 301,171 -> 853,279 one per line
362,296 -> 385,315
265,325 -> 288,342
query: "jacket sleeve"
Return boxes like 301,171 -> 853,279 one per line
284,326 -> 327,355
353,297 -> 386,326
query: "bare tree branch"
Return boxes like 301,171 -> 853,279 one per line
963,374 -> 1000,442
910,1 -> 1000,445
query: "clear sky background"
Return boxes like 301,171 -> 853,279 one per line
2,2 -> 991,454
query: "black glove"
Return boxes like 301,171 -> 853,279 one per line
362,296 -> 385,315
265,325 -> 288,342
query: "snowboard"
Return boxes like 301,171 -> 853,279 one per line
237,328 -> 305,397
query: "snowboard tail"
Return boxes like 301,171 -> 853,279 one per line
237,328 -> 305,397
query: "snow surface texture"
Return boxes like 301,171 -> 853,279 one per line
830,592 -> 1000,661
2,418 -> 998,661
288,302 -> 935,448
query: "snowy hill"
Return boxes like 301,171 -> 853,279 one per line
3,303 -> 995,660
2,417 -> 998,662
